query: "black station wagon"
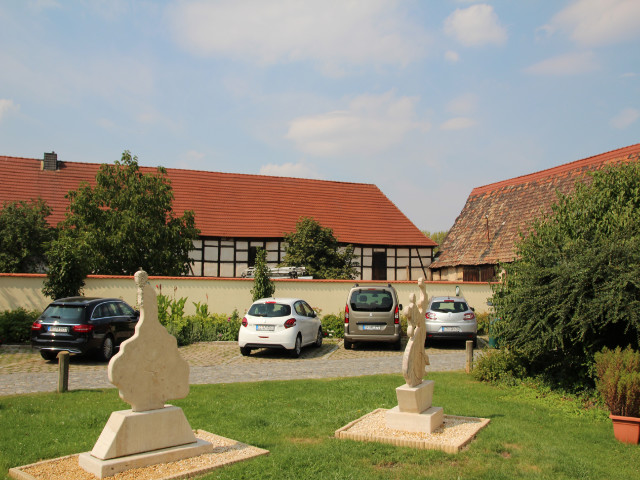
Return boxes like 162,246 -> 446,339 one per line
31,297 -> 139,361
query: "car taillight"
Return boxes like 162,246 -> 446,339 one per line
344,305 -> 349,324
394,305 -> 399,324
31,322 -> 43,331
464,312 -> 476,321
426,312 -> 437,320
241,317 -> 248,327
72,324 -> 94,333
284,318 -> 296,328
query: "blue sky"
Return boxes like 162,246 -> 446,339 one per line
1,1 -> 639,232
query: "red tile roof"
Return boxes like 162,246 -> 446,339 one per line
430,143 -> 640,269
0,155 -> 435,247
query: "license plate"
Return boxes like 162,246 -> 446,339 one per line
256,325 -> 275,332
48,326 -> 68,333
363,325 -> 384,331
441,326 -> 461,332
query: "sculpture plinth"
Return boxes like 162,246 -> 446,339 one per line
79,270 -> 213,478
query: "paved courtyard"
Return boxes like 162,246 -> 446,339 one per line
0,338 -> 482,396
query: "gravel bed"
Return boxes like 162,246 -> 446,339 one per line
335,408 -> 490,453
10,431 -> 268,480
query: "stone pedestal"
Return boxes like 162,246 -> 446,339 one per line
385,380 -> 444,433
78,405 -> 213,478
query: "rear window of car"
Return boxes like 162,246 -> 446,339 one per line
248,303 -> 292,317
430,301 -> 468,313
349,290 -> 394,312
40,305 -> 85,323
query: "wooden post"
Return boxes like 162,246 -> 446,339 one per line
465,340 -> 473,373
58,351 -> 69,393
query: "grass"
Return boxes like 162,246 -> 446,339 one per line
1,372 -> 639,480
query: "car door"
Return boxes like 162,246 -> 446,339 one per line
115,301 -> 138,342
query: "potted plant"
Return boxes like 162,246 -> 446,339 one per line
594,346 -> 640,444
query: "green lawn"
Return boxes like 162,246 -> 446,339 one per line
1,372 -> 638,480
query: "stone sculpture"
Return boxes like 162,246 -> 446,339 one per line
79,269 -> 212,478
401,277 -> 430,387
386,277 -> 443,433
109,269 -> 189,411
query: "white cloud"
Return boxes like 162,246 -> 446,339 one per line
547,0 -> 640,46
259,161 -> 323,179
446,93 -> 477,116
0,99 -> 19,120
524,51 -> 598,76
440,117 -> 476,130
443,4 -> 507,47
285,91 -> 430,157
444,50 -> 460,63
610,107 -> 639,129
168,0 -> 429,71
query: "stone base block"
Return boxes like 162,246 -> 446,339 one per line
78,439 -> 214,478
90,405 -> 197,460
385,405 -> 444,433
396,380 -> 435,413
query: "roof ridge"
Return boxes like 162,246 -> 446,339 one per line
470,143 -> 640,196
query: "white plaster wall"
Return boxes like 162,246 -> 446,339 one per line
0,274 -> 495,316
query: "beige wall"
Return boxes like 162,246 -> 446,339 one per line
0,274 -> 494,316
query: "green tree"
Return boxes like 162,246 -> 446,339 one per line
281,217 -> 358,279
423,230 -> 448,255
491,162 -> 640,387
251,248 -> 275,301
59,151 -> 200,276
41,230 -> 91,299
0,199 -> 53,273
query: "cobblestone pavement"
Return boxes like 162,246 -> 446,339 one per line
0,338 -> 484,396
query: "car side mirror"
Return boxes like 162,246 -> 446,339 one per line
398,304 -> 403,310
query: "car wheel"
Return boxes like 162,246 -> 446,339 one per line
343,338 -> 352,349
40,350 -> 57,361
313,328 -> 323,348
393,338 -> 402,351
240,347 -> 251,356
291,335 -> 302,358
473,336 -> 478,349
101,335 -> 115,362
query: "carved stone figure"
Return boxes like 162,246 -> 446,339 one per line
401,278 -> 430,387
108,269 -> 189,411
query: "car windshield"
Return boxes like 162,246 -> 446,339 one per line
248,303 -> 292,317
350,290 -> 394,312
430,301 -> 468,313
41,305 -> 85,323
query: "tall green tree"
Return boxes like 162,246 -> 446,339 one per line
251,248 -> 275,301
59,151 -> 200,276
41,230 -> 91,299
281,217 -> 358,279
423,230 -> 448,255
492,162 -> 640,387
0,199 -> 53,273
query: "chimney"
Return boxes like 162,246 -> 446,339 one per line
42,152 -> 58,171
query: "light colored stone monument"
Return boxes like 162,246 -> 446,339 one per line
78,269 -> 213,478
385,277 -> 444,433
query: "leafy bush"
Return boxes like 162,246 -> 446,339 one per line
157,294 -> 241,346
0,308 -> 40,344
321,313 -> 345,338
491,162 -> 640,387
594,346 -> 640,417
472,348 -> 527,385
475,312 -> 492,335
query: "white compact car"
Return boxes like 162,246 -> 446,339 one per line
425,296 -> 477,347
238,298 -> 323,358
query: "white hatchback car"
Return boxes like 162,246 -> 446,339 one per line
238,298 -> 323,358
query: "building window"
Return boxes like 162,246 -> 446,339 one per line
372,251 -> 387,280
248,246 -> 258,267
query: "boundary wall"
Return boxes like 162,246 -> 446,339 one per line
0,274 -> 494,316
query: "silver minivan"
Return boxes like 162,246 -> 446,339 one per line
425,296 -> 477,347
344,284 -> 402,350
